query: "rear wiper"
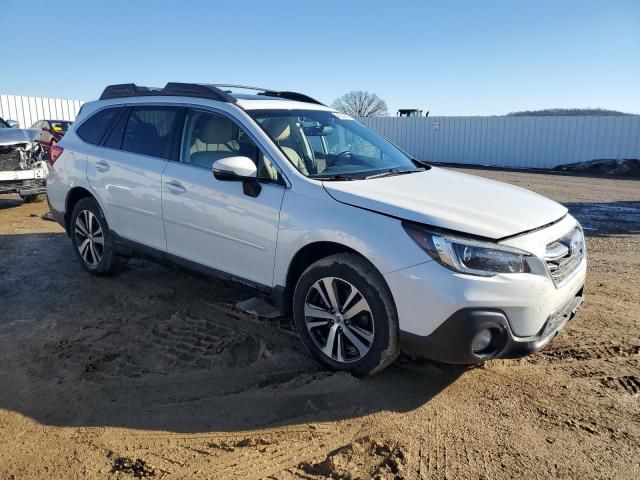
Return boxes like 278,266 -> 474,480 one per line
364,167 -> 424,180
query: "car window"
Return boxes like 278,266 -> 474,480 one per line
77,107 -> 125,145
121,107 -> 180,159
181,109 -> 281,183
103,109 -> 129,149
31,121 -> 41,129
50,121 -> 71,132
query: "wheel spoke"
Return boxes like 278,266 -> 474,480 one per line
336,331 -> 345,362
75,217 -> 89,237
343,298 -> 368,320
342,325 -> 369,356
321,324 -> 339,357
347,323 -> 374,343
78,238 -> 91,259
321,277 -> 339,311
341,285 -> 359,312
311,281 -> 332,311
89,243 -> 100,265
305,303 -> 334,320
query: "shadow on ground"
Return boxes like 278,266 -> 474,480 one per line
0,232 -> 463,434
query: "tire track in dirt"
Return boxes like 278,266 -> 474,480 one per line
601,375 -> 640,396
533,343 -> 639,362
189,301 -> 302,351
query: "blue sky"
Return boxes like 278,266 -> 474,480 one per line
2,0 -> 639,115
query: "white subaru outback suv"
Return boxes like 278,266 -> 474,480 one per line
47,83 -> 586,375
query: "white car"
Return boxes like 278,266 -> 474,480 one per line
47,83 -> 586,375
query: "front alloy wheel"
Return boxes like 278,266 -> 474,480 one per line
293,253 -> 399,375
304,277 -> 375,363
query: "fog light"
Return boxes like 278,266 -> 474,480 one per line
471,329 -> 493,354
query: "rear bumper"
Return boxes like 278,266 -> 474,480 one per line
400,288 -> 584,364
47,195 -> 67,232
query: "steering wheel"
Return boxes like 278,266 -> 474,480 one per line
335,150 -> 352,159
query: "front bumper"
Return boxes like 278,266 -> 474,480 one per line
401,288 -> 584,363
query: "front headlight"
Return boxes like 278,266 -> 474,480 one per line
403,223 -> 531,276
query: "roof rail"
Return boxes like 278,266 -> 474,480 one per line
99,82 -> 237,103
212,84 -> 325,106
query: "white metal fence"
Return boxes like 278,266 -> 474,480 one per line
359,116 -> 640,169
0,95 -> 83,130
2,93 -> 638,170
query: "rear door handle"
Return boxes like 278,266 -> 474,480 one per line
165,180 -> 186,194
94,160 -> 110,172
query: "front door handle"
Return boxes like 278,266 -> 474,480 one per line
165,180 -> 187,194
94,160 -> 110,172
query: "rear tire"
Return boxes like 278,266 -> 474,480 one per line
70,197 -> 123,276
293,253 -> 399,376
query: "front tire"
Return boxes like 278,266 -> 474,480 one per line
70,197 -> 123,275
293,253 -> 399,375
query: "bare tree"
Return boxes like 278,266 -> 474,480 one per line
331,91 -> 389,117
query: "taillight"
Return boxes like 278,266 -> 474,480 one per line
50,145 -> 64,165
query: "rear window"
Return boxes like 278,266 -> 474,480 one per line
121,107 -> 180,159
76,107 -> 124,145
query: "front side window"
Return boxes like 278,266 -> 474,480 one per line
181,109 -> 281,182
248,109 -> 418,179
121,106 -> 180,159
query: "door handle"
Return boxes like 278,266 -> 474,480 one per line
94,160 -> 110,172
165,180 -> 186,194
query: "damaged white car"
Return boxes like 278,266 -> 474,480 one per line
0,118 -> 48,202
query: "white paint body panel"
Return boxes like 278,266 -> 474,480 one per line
162,162 -> 285,286
323,167 -> 567,239
48,93 -> 587,354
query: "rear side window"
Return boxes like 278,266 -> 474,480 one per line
76,107 -> 124,145
121,107 -> 180,159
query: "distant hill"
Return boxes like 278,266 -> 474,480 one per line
507,108 -> 635,116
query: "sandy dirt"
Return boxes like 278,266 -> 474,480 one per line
0,168 -> 638,479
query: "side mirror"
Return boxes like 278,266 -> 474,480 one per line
212,156 -> 257,181
212,156 -> 262,197
7,119 -> 19,128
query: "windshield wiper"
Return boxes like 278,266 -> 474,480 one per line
313,174 -> 356,181
364,167 -> 424,180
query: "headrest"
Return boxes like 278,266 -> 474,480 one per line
264,118 -> 290,142
197,116 -> 234,144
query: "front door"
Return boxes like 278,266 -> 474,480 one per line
161,108 -> 285,288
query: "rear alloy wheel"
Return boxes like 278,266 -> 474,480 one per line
74,209 -> 104,268
70,197 -> 124,275
293,253 -> 399,375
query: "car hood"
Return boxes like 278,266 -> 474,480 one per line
322,167 -> 567,239
0,128 -> 39,146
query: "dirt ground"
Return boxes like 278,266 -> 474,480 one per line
0,168 -> 638,479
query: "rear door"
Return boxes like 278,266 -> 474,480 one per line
86,105 -> 183,250
161,108 -> 286,287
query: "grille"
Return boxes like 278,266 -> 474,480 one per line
545,228 -> 585,286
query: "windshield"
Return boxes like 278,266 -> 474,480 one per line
248,109 -> 418,179
50,121 -> 71,132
